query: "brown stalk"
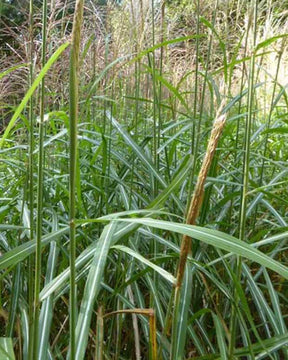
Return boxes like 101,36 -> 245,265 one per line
103,308 -> 157,360
176,101 -> 227,288
95,306 -> 104,360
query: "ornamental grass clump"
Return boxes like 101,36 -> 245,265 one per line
0,0 -> 288,359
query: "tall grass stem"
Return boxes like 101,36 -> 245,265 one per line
69,0 -> 84,358
32,0 -> 47,357
229,2 -> 257,357
28,0 -> 34,358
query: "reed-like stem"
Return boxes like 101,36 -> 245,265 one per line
254,40 -> 285,217
28,0 -> 34,358
95,306 -> 104,360
191,0 -> 200,158
186,0 -> 200,226
229,2 -> 257,357
69,1 -> 84,358
104,308 -> 157,360
32,0 -> 47,357
151,0 -> 159,191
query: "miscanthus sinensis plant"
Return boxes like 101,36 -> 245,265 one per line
0,0 -> 288,359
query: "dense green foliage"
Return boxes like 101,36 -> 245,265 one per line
0,0 -> 288,359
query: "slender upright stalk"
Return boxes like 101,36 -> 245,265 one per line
253,41 -> 284,222
229,2 -> 257,358
149,310 -> 157,360
228,20 -> 250,229
129,0 -> 141,209
69,1 -> 84,358
102,33 -> 110,214
95,306 -> 104,360
186,0 -> 200,221
151,0 -> 159,191
150,0 -> 159,314
28,0 -> 34,358
159,0 -> 165,178
191,0 -> 200,157
103,309 -> 157,360
239,5 -> 257,243
198,0 -> 218,124
197,0 -> 219,225
32,0 -> 47,358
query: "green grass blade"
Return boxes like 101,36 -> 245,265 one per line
0,338 -> 15,360
255,34 -> 288,52
74,222 -> 117,360
112,245 -> 176,284
142,64 -> 191,115
20,305 -> 29,360
171,264 -> 192,360
109,218 -> 288,279
263,269 -> 287,335
38,241 -> 59,360
6,264 -> 21,336
95,306 -> 104,360
212,313 -> 228,360
0,228 -> 69,271
0,42 -> 69,148
0,64 -> 28,80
